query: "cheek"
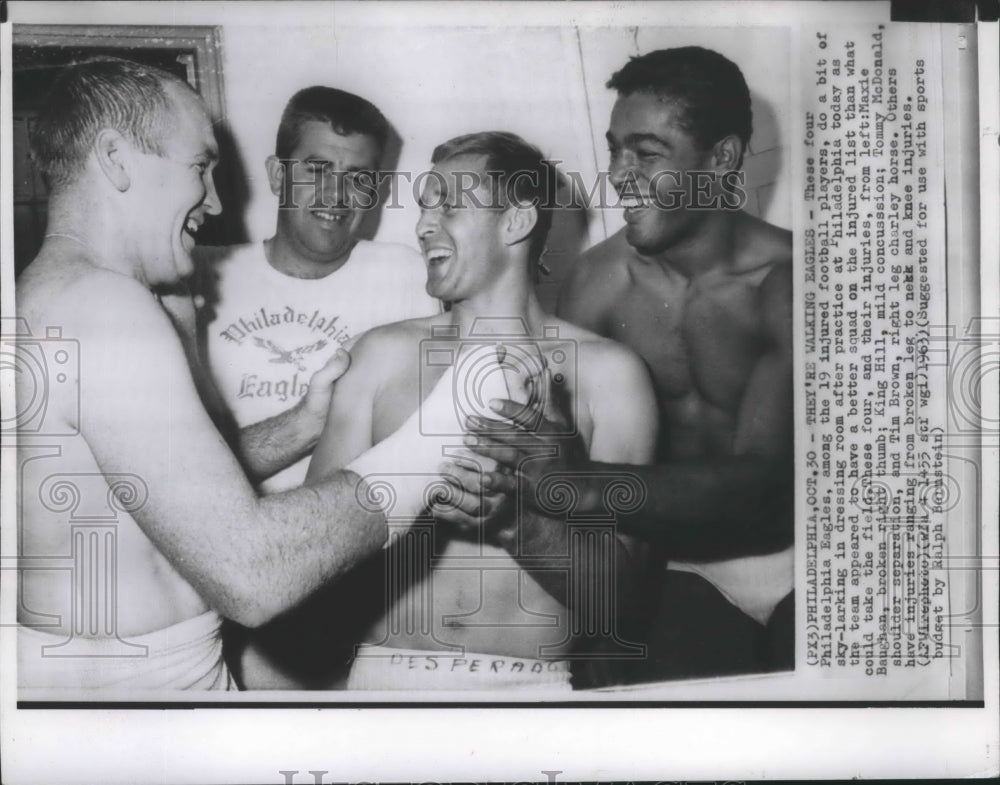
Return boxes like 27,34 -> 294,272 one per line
289,183 -> 319,210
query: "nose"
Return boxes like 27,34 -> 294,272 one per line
203,171 -> 222,216
323,169 -> 345,207
416,208 -> 438,239
608,149 -> 635,190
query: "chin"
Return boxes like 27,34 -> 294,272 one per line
626,220 -> 686,256
625,226 -> 663,255
425,284 -> 448,301
164,251 -> 195,283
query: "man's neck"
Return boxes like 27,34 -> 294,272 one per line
448,270 -> 549,338
45,190 -> 145,284
264,234 -> 356,280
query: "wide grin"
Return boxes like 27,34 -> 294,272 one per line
619,194 -> 649,211
424,247 -> 454,267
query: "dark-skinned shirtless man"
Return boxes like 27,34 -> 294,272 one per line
463,47 -> 794,682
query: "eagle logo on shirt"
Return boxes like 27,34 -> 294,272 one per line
252,336 -> 328,372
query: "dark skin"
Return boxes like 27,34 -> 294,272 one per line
463,92 -> 794,562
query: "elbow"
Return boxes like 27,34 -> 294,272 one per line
232,605 -> 278,630
219,593 -> 285,629
203,572 -> 288,629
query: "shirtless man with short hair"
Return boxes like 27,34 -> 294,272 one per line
466,47 -> 794,681
305,132 -> 657,690
14,58 -> 447,691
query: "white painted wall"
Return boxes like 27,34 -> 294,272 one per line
15,4 -> 793,296
219,23 -> 790,237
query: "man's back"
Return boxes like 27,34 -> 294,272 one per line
17,254 -> 213,655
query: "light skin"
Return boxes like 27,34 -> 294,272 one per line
470,91 -> 794,560
159,288 -> 351,483
264,120 -> 381,279
172,122 -> 384,480
305,154 -> 657,667
16,82 -> 396,639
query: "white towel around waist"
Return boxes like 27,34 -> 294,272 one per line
18,610 -> 235,691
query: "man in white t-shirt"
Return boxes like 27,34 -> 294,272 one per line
197,86 -> 439,494
195,87 -> 437,687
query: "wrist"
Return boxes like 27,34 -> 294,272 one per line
558,470 -> 603,517
510,506 -> 568,558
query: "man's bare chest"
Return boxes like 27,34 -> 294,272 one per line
371,342 -> 593,445
606,272 -> 767,413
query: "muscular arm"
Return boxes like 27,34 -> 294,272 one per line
73,275 -> 385,628
575,263 -> 794,558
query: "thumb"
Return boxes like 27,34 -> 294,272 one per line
529,366 -> 566,427
311,348 -> 351,388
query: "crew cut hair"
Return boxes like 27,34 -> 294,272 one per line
431,131 -> 557,264
275,86 -> 390,160
607,46 -> 753,150
30,56 -> 191,189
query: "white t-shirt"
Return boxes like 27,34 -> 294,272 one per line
198,240 -> 439,492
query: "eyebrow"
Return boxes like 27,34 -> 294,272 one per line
606,131 -> 672,148
302,157 -> 371,172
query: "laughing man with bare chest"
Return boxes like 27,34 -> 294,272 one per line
470,48 -> 794,681
306,132 -> 657,690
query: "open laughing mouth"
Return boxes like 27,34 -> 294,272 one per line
183,216 -> 202,247
618,194 -> 651,216
424,247 -> 454,268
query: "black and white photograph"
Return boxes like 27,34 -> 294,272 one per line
0,1 -> 996,782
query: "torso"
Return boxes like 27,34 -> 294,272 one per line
360,314 -> 597,659
16,257 -> 208,637
579,221 -> 791,463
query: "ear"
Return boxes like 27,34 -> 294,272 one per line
94,129 -> 131,192
501,202 -> 539,248
265,155 -> 285,196
711,134 -> 744,173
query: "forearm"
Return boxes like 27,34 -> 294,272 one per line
237,400 -> 324,482
512,510 -> 644,643
207,470 -> 386,627
575,455 -> 794,560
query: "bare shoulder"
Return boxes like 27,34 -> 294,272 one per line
736,212 -> 793,268
545,316 -> 648,389
558,229 -> 635,326
574,229 -> 634,286
345,313 -> 443,376
19,256 -> 169,337
741,214 -> 792,304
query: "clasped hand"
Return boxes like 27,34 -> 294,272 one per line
431,368 -> 588,546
